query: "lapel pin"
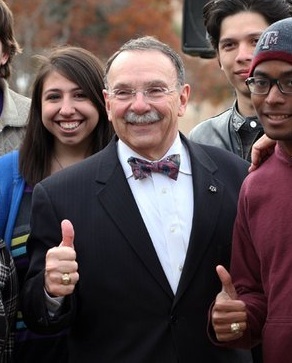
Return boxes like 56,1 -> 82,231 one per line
208,185 -> 217,193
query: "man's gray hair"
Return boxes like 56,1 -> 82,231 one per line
104,36 -> 185,87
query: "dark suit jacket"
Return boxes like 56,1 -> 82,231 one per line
21,134 -> 252,363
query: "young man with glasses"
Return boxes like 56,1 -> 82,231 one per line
188,0 -> 291,162
21,36 -> 253,362
209,18 -> 292,363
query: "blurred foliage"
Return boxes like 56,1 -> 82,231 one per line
6,0 -> 232,105
185,56 -> 233,105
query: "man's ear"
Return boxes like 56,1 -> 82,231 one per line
178,84 -> 191,117
102,90 -> 112,121
216,52 -> 223,70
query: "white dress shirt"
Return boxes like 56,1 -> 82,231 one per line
118,133 -> 193,294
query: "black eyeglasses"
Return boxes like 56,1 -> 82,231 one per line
245,76 -> 292,95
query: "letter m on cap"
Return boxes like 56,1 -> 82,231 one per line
260,31 -> 279,50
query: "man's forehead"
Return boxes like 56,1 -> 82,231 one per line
254,60 -> 292,75
110,49 -> 171,67
107,50 -> 177,82
219,31 -> 263,44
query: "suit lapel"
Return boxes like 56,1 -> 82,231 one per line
95,141 -> 173,298
94,137 -> 226,303
174,139 -> 225,305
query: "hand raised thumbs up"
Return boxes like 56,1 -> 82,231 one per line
45,219 -> 79,297
60,219 -> 75,248
211,265 -> 247,341
215,265 -> 237,301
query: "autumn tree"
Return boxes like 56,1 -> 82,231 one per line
7,0 -> 231,106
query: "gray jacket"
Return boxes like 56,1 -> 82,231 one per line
188,101 -> 263,162
0,79 -> 31,155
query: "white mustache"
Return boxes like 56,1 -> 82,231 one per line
125,110 -> 162,124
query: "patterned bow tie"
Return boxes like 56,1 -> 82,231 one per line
127,154 -> 180,180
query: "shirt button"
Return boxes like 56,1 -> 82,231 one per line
170,226 -> 175,233
178,264 -> 183,271
250,120 -> 257,128
161,187 -> 167,194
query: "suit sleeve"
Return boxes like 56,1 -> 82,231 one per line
20,182 -> 75,334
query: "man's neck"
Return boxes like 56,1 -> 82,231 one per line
236,93 -> 256,118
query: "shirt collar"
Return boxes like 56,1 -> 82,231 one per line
117,133 -> 192,179
231,100 -> 261,131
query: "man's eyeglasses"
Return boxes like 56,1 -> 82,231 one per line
106,86 -> 177,103
245,76 -> 292,95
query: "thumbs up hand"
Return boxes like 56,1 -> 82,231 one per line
59,219 -> 75,248
45,219 -> 79,297
211,265 -> 247,341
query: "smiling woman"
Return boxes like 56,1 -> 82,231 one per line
20,46 -> 114,184
0,45 -> 114,363
41,69 -> 101,172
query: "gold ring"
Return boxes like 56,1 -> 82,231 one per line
61,273 -> 71,285
230,322 -> 240,334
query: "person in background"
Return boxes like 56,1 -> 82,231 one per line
188,0 -> 291,162
0,0 -> 30,155
21,35 -> 252,362
0,45 -> 114,362
0,238 -> 17,362
209,18 -> 292,363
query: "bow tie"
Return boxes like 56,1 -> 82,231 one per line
127,154 -> 180,180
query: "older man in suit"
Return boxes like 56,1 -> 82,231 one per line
21,36 -> 252,363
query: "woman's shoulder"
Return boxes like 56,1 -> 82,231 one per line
0,150 -> 19,169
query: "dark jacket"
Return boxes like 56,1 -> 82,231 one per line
21,134 -> 252,363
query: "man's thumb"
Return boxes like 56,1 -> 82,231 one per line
216,265 -> 237,300
60,219 -> 74,248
